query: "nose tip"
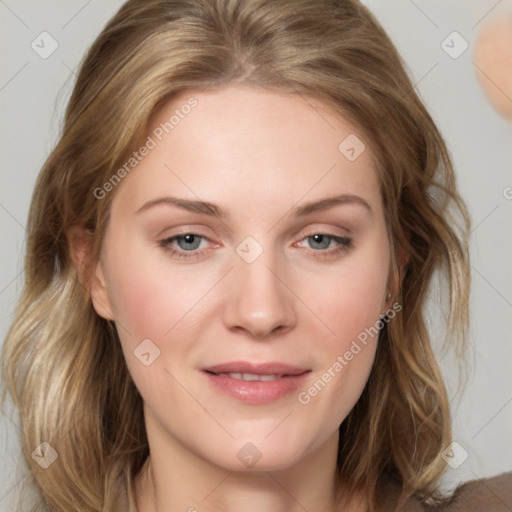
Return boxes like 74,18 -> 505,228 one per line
232,319 -> 290,340
222,253 -> 296,340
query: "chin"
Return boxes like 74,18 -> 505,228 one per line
204,439 -> 308,473
219,452 -> 303,473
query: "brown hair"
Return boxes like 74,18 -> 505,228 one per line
1,0 -> 470,510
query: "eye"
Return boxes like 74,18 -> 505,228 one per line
158,233 -> 212,260
295,232 -> 353,259
158,231 -> 353,261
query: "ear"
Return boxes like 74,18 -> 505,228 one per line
66,224 -> 115,321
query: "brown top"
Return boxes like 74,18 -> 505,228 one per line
433,471 -> 512,511
386,472 -> 512,511
116,471 -> 512,511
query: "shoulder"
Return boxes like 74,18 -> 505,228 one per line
397,472 -> 512,512
433,471 -> 512,511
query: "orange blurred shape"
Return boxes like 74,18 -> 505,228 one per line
474,16 -> 512,120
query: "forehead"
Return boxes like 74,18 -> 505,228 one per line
111,84 -> 382,219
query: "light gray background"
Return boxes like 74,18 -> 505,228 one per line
1,1 -> 511,509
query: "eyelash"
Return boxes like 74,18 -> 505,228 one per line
158,231 -> 353,261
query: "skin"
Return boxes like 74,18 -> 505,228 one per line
74,84 -> 398,512
474,16 -> 512,120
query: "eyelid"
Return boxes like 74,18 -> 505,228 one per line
160,232 -> 219,250
299,225 -> 351,239
154,224 -> 218,239
284,221 -> 353,243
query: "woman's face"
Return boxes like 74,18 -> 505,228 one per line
92,84 -> 391,472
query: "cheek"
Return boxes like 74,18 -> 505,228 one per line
106,260 -> 168,343
312,250 -> 389,346
299,239 -> 388,412
103,247 -> 199,394
104,238 -> 207,343
300,270 -> 384,423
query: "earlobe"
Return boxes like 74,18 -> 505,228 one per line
66,224 -> 115,321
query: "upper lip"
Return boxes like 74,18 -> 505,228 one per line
201,361 -> 310,376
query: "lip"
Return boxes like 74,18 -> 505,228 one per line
201,361 -> 310,376
201,361 -> 311,405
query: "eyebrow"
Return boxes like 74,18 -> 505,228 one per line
136,194 -> 373,218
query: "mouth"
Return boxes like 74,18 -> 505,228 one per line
203,371 -> 303,381
201,361 -> 311,404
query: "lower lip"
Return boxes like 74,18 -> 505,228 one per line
202,371 -> 311,404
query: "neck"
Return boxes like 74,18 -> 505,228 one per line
133,416 -> 366,512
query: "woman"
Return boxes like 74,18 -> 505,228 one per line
2,0 -> 511,511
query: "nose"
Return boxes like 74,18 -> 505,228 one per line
222,245 -> 297,339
